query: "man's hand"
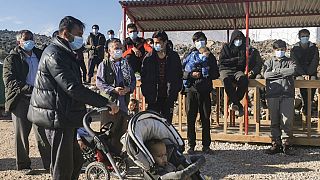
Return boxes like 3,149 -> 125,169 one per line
108,102 -> 119,115
132,47 -> 142,57
78,140 -> 87,151
191,72 -> 201,79
123,86 -> 130,94
113,87 -> 124,95
302,75 -> 310,80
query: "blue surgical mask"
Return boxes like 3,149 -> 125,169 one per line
300,36 -> 309,44
129,32 -> 138,40
154,44 -> 162,52
69,36 -> 84,50
22,40 -> 35,52
195,40 -> 206,50
275,50 -> 285,58
234,39 -> 242,47
113,49 -> 123,59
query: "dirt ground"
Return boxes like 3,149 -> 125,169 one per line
1,119 -> 320,180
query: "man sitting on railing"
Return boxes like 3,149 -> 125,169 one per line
263,39 -> 296,155
219,30 -> 249,117
290,29 -> 319,116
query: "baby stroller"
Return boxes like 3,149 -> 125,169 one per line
122,110 -> 206,180
83,107 -> 128,180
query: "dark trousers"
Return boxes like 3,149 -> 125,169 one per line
78,58 -> 87,82
11,97 -> 51,170
220,70 -> 249,105
300,88 -> 316,113
45,128 -> 84,180
147,97 -> 174,124
186,91 -> 211,147
88,56 -> 102,78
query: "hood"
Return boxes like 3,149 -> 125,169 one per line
229,30 -> 246,46
9,46 -> 22,55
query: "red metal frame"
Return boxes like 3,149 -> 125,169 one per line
244,1 -> 250,135
123,7 -> 127,40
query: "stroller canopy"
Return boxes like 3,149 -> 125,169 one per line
123,111 -> 184,171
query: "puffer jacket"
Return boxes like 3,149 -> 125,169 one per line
3,46 -> 42,112
27,37 -> 108,128
263,56 -> 296,98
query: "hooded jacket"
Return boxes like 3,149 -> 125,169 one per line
27,37 -> 108,128
3,46 -> 43,112
263,56 -> 296,98
219,30 -> 246,72
290,42 -> 319,76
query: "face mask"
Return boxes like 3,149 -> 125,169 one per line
22,40 -> 35,52
69,35 -> 84,50
154,44 -> 162,52
300,37 -> 309,44
113,49 -> 123,59
234,39 -> 242,47
108,34 -> 114,39
275,50 -> 285,58
92,29 -> 98,35
195,40 -> 206,50
129,32 -> 138,40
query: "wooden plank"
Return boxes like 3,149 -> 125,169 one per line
318,88 -> 320,132
254,87 -> 260,136
178,93 -> 182,132
307,88 -> 311,137
216,87 -> 220,125
224,90 -> 228,133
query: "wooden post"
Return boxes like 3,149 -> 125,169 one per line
254,87 -> 260,136
307,88 -> 311,137
224,90 -> 228,133
178,93 -> 182,132
216,87 -> 220,125
318,88 -> 320,132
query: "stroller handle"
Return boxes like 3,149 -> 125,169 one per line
83,106 -> 111,137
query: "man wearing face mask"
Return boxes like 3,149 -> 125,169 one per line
263,39 -> 296,155
27,16 -> 119,180
123,23 -> 152,73
141,31 -> 182,124
290,29 -> 319,115
3,30 -> 51,174
219,30 -> 249,117
182,32 -> 219,154
85,24 -> 106,84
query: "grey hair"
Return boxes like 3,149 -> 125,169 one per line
16,30 -> 33,41
107,38 -> 122,50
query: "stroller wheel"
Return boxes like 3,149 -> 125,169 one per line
85,162 -> 110,180
110,157 -> 128,178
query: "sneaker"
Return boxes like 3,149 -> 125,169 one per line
19,168 -> 35,175
229,103 -> 239,112
282,143 -> 295,156
237,104 -> 244,117
202,146 -> 213,154
187,147 -> 195,155
264,141 -> 282,155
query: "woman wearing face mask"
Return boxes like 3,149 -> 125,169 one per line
290,29 -> 319,115
219,29 -> 249,117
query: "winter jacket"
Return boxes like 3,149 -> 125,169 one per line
263,56 -> 296,98
3,46 -> 42,112
290,42 -> 319,76
248,47 -> 263,78
85,32 -> 106,59
27,37 -> 108,129
182,47 -> 219,93
219,30 -> 246,72
141,49 -> 182,104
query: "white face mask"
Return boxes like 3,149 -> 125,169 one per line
92,29 -> 98,35
234,39 -> 242,47
275,50 -> 285,58
195,40 -> 206,50
300,36 -> 309,44
108,34 -> 114,39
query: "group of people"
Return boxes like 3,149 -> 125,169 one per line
2,13 -> 319,179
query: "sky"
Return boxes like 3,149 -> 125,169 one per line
0,0 -> 123,38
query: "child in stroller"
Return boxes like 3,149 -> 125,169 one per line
122,110 -> 206,180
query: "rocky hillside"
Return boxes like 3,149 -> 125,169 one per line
0,30 -> 51,61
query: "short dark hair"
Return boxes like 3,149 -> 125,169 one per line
127,23 -> 137,30
273,39 -> 287,49
108,29 -> 114,35
59,16 -> 85,33
16,30 -> 33,41
146,38 -> 154,44
152,30 -> 168,42
192,31 -> 207,42
107,38 -> 121,50
298,29 -> 310,37
145,139 -> 165,152
52,30 -> 59,38
92,24 -> 99,30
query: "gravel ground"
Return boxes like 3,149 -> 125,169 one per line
1,120 -> 320,180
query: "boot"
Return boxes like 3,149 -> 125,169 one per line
265,140 -> 282,155
282,141 -> 294,156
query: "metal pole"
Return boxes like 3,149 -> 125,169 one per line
123,7 -> 127,40
245,2 -> 250,135
142,31 -> 145,38
227,30 -> 230,43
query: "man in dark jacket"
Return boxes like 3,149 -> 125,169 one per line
27,16 -> 119,180
85,24 -> 106,83
141,31 -> 182,123
182,32 -> 219,154
3,30 -> 51,174
290,29 -> 319,115
123,23 -> 152,73
219,30 -> 249,117
263,40 -> 296,155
